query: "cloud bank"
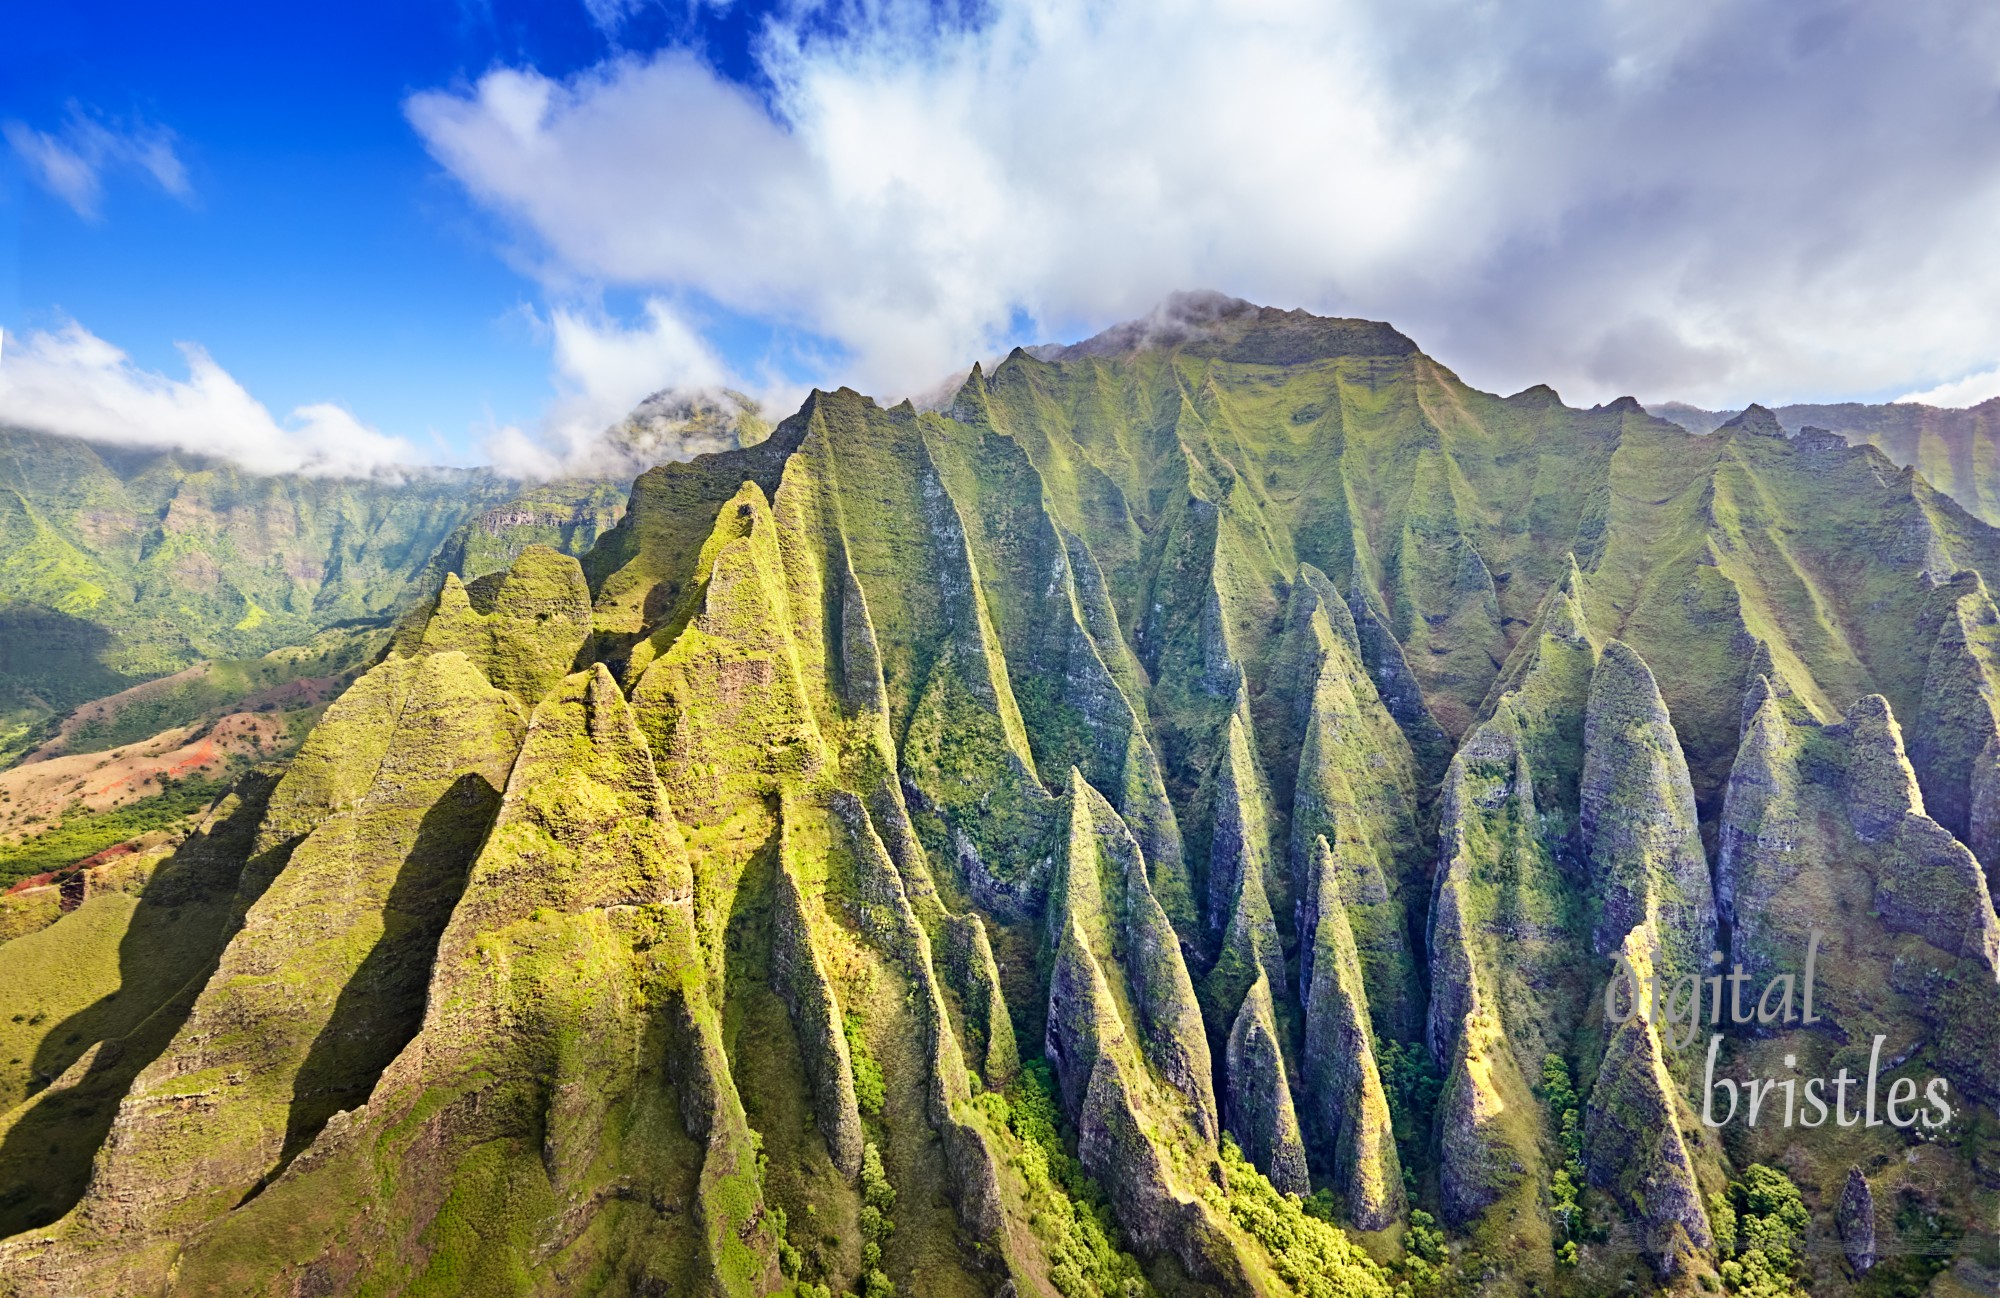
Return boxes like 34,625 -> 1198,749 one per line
0,322 -> 424,477
4,107 -> 192,220
0,306 -> 754,482
408,0 -> 2000,410
1901,366 -> 2000,408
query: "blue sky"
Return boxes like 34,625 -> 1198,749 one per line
5,1 -> 2000,475
0,1 -> 821,465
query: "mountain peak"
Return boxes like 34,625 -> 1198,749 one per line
1716,403 -> 1788,438
1050,292 -> 1417,366
601,387 -> 771,471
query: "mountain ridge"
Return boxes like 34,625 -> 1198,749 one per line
1651,397 -> 2000,525
0,302 -> 1995,1297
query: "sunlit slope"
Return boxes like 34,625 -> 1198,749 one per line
1,301 -> 1995,1298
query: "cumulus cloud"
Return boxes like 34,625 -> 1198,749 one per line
0,305 -> 755,483
4,107 -> 191,220
482,296 -> 751,476
0,321 -> 424,477
1900,365 -> 2000,408
406,0 -> 2000,409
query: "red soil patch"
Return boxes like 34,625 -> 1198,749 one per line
0,711 -> 286,841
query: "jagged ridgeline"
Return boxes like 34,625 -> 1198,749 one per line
3,301 -> 1998,1297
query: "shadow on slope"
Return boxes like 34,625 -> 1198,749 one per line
0,775 -> 288,1235
270,771 -> 497,1180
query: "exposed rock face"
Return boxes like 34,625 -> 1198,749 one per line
1425,573 -> 1600,1246
1571,640 -> 1721,1278
1975,735 -> 2000,886
1429,719 -> 1539,1229
1838,1166 -> 1876,1274
1433,1005 -> 1520,1231
1224,974 -> 1310,1198
771,835 -> 867,1177
1581,640 -> 1716,981
1344,568 -> 1455,784
1185,701 -> 1315,1203
1911,572 -> 2000,880
1719,677 -> 2000,1104
1203,719 -> 1289,1031
1044,773 -> 1246,1284
1052,773 -> 1216,1139
1286,566 -> 1425,1044
1582,929 -> 1712,1277
1388,448 -> 1508,736
1299,836 -> 1404,1228
1207,713 -> 1269,943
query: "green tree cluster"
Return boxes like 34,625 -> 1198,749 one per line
1714,1165 -> 1809,1298
1377,1039 -> 1442,1199
859,1141 -> 897,1298
974,1061 -> 1151,1298
0,776 -> 229,888
1207,1137 -> 1392,1298
1539,1053 -> 1587,1264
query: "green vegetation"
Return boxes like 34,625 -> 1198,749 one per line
1206,1137 -> 1391,1298
859,1141 -> 898,1297
1538,1054 -> 1585,1256
843,1010 -> 886,1117
1857,1188 -> 1962,1297
1715,1166 -> 1810,1298
1398,1211 -> 1453,1297
35,625 -> 379,760
1377,1038 -> 1441,1200
0,775 -> 229,888
3,302 -> 1999,1296
1653,398 -> 2000,525
0,424 -> 623,759
975,1060 -> 1152,1298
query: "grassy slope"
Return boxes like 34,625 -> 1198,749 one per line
1654,398 -> 2000,526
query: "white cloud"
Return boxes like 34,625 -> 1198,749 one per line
0,305 -> 760,483
484,297 -> 746,476
406,0 -> 2000,409
579,0 -> 646,37
0,321 -> 424,477
1899,365 -> 2000,408
4,108 -> 192,220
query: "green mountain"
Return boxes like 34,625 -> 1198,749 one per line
1652,398 -> 2000,526
1,298 -> 1995,1297
0,427 -> 626,763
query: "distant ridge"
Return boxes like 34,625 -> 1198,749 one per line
1651,395 -> 2000,522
